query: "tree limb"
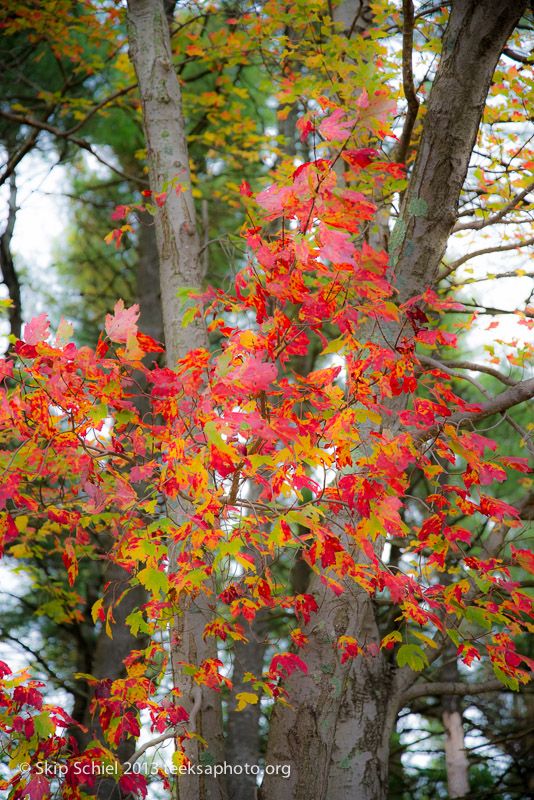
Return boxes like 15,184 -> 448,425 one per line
394,0 -> 419,164
0,109 -> 147,186
418,355 -> 518,387
453,179 -> 534,232
402,678 -> 511,703
438,236 -> 534,281
415,376 -> 534,442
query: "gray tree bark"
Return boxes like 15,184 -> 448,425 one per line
126,3 -> 226,799
261,3 -> 529,800
442,642 -> 470,799
0,171 -> 22,340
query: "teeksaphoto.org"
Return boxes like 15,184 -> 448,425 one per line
32,760 -> 292,779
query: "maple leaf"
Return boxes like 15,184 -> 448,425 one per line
358,89 -> 397,130
238,180 -> 253,197
137,331 -> 165,353
224,357 -> 277,392
341,148 -> 380,169
318,108 -> 356,141
119,772 -> 148,798
23,313 -> 50,345
0,513 -> 19,557
62,538 -> 78,587
235,691 -> 259,711
318,224 -> 356,265
255,183 -> 291,217
55,316 -> 73,347
0,660 -> 12,677
511,546 -> 534,575
457,644 -> 481,667
21,775 -> 50,800
110,204 -> 130,221
269,652 -> 308,677
296,116 -> 313,141
337,636 -> 361,663
479,495 -> 519,521
13,685 -> 43,710
105,299 -> 140,343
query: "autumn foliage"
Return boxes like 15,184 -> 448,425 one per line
0,79 -> 533,798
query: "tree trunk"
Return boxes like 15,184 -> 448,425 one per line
126,3 -> 225,799
442,646 -> 470,799
262,3 -> 529,799
136,212 -> 163,346
0,171 -> 22,340
226,614 -> 268,800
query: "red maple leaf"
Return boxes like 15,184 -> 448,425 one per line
105,299 -> 140,343
225,357 -> 277,392
21,775 -> 50,800
119,772 -> 147,798
23,313 -> 50,346
270,652 -> 308,677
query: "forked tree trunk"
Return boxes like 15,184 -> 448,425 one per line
261,3 -> 528,799
126,3 -> 226,799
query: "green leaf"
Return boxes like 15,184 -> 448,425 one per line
465,606 -> 492,631
88,404 -> 109,424
136,567 -> 169,596
492,665 -> 519,691
396,644 -> 428,671
447,628 -> 460,647
33,713 -> 55,738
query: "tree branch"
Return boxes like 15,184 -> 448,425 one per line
402,678 -> 510,703
438,236 -> 534,281
503,46 -> 534,63
415,376 -> 534,442
453,179 -> 534,232
0,109 -> 147,186
394,0 -> 419,164
418,355 -> 518,387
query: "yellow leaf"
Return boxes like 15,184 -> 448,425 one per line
235,692 -> 258,711
92,597 -> 104,624
412,630 -> 438,649
15,515 -> 28,532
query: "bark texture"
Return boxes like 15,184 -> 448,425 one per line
126,0 -> 205,364
0,171 -> 22,340
262,3 -> 529,799
225,614 -> 267,800
126,4 -> 225,799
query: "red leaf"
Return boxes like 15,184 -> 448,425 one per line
239,180 -> 253,197
318,108 -> 356,141
22,775 -> 50,800
105,300 -> 140,344
13,685 -> 43,710
341,148 -> 379,169
0,513 -> 18,557
270,652 -> 308,677
23,313 -> 50,346
137,332 -> 165,353
511,546 -> 534,575
111,205 -> 130,221
479,495 -> 519,521
119,772 -> 147,798
296,117 -> 313,142
225,357 -> 277,392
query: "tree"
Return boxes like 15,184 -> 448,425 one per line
2,2 -> 534,800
